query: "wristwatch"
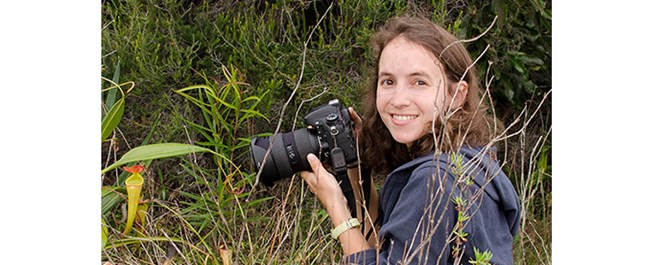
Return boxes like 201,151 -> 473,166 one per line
331,218 -> 360,239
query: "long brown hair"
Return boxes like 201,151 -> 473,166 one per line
360,14 -> 503,175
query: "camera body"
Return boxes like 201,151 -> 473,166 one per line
249,99 -> 357,186
304,99 -> 358,171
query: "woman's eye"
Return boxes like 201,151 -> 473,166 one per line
380,79 -> 394,86
416,80 -> 427,86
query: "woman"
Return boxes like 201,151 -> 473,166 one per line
300,14 -> 520,264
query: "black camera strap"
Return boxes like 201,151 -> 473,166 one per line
338,163 -> 378,240
330,147 -> 358,218
332,148 -> 380,240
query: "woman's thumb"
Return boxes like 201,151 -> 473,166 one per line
306,153 -> 322,173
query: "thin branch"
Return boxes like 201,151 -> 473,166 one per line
247,2 -> 333,200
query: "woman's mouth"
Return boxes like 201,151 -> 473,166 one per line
392,114 -> 418,121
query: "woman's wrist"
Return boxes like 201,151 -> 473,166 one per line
323,179 -> 372,255
325,193 -> 353,226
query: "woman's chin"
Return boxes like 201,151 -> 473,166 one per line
391,135 -> 417,146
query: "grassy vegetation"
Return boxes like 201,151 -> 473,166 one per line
101,0 -> 551,264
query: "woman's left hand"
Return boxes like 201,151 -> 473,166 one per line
348,107 -> 363,142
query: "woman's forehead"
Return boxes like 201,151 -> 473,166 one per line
379,36 -> 444,76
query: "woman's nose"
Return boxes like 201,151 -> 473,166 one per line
390,84 -> 411,108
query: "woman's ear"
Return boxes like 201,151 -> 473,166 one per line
449,80 -> 468,109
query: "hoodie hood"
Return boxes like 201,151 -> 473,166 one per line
392,145 -> 521,236
458,145 -> 521,236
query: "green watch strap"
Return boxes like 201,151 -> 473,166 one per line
331,218 -> 360,239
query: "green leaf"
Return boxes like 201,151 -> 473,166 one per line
520,56 -> 544,66
247,196 -> 273,207
240,109 -> 267,121
512,58 -> 525,73
536,145 -> 551,176
102,143 -> 215,174
101,98 -> 125,142
531,0 -> 552,20
101,217 -> 109,249
103,236 -> 186,249
102,186 -> 125,214
214,96 -> 237,110
504,88 -> 514,102
105,62 -> 121,111
175,84 -> 212,94
101,185 -> 125,197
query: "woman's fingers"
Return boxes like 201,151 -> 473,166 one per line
300,154 -> 342,196
300,154 -> 325,191
306,153 -> 323,174
300,174 -> 315,192
349,107 -> 362,124
348,107 -> 363,139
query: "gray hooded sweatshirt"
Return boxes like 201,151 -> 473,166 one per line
344,146 -> 520,264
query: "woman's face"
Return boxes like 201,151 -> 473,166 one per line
376,36 -> 454,147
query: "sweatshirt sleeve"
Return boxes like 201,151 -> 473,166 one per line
342,165 -> 458,265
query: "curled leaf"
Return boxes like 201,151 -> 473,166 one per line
123,167 -> 144,234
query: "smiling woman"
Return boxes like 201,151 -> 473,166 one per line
299,14 -> 520,265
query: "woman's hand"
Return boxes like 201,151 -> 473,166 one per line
300,154 -> 351,224
300,153 -> 372,255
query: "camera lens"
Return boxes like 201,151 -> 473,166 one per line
249,129 -> 320,186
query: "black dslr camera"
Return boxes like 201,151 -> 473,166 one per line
249,99 -> 358,186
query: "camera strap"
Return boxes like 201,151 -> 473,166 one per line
330,147 -> 358,218
339,163 -> 378,240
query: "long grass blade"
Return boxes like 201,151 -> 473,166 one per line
105,62 -> 121,110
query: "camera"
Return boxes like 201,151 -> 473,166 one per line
249,99 -> 358,186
